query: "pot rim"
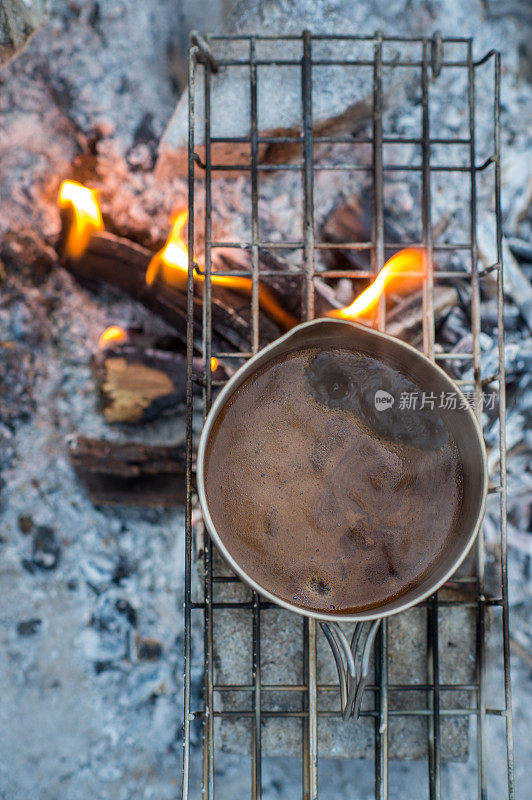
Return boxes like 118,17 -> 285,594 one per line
196,318 -> 488,623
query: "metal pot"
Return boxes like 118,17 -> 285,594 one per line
197,318 -> 487,717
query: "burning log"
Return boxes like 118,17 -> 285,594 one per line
321,194 -> 461,338
93,328 -> 222,424
322,193 -> 404,272
58,181 -> 442,365
69,436 -> 187,506
57,185 -> 301,352
327,249 -> 427,321
386,285 -> 460,346
59,229 -> 249,352
60,228 -> 289,351
215,247 -> 338,320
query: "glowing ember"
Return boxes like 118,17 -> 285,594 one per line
210,357 -> 218,372
58,180 -> 103,259
146,211 -> 296,330
97,325 -> 128,349
327,248 -> 426,321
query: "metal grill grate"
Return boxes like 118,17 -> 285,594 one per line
183,32 -> 515,800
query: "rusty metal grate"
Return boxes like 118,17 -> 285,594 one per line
183,31 -> 515,800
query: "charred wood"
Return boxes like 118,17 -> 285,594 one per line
93,334 -> 188,424
59,231 -> 302,352
93,331 -> 225,424
321,192 -> 405,272
386,285 -> 460,345
69,436 -> 188,506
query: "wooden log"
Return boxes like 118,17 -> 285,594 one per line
213,248 -> 338,319
321,192 -> 405,272
69,436 -> 188,506
93,335 -> 187,424
93,331 -> 225,424
386,285 -> 460,345
60,231 -> 303,352
60,231 -> 247,351
321,192 -> 461,343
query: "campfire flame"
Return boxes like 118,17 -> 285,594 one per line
327,248 -> 427,320
146,211 -> 296,330
58,180 -> 103,259
146,210 -> 189,289
59,181 -> 424,334
97,325 -> 128,349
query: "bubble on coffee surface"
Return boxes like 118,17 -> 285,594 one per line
204,346 -> 464,614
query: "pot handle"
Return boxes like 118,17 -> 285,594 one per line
320,619 -> 381,719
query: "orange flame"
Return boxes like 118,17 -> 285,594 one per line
98,325 -> 128,349
327,248 -> 426,320
58,180 -> 103,259
146,211 -> 296,330
210,357 -> 218,372
146,209 -> 189,289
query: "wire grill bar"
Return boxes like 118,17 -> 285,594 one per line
184,31 -> 515,800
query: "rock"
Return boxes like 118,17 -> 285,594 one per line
80,592 -> 139,671
30,525 -> 61,571
123,663 -> 170,706
115,599 -> 138,628
17,515 -> 34,535
0,0 -> 50,67
112,554 -> 137,585
79,625 -> 126,665
93,659 -> 121,675
0,424 -> 15,472
135,635 -> 163,662
90,593 -> 135,634
80,553 -> 116,594
156,1 -> 399,177
17,618 -> 42,636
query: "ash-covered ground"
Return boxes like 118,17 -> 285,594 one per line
0,1 -> 531,799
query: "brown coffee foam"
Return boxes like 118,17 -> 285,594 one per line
204,347 -> 463,615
